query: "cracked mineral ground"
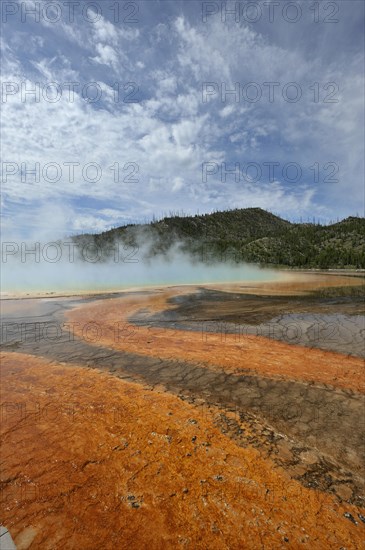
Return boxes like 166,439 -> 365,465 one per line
1,271 -> 364,549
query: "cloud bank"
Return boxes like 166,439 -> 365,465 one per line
1,0 -> 364,239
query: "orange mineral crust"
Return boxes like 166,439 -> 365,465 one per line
206,273 -> 365,296
66,291 -> 365,394
1,352 -> 364,549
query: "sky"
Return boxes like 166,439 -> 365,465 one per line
1,0 -> 364,239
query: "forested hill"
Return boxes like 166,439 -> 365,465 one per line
72,208 -> 365,269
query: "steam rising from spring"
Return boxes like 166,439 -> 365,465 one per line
1,231 -> 281,294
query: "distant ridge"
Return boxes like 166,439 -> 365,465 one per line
73,208 -> 365,269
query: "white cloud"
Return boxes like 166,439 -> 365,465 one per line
172,177 -> 184,192
1,6 -> 363,238
92,16 -> 119,45
219,105 -> 235,118
92,43 -> 119,70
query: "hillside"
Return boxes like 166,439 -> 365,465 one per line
72,208 -> 365,269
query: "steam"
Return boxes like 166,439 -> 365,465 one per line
1,230 -> 281,295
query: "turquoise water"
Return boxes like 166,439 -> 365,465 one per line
2,257 -> 282,293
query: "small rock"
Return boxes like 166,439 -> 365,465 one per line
131,502 -> 140,509
332,484 -> 353,501
300,450 -> 318,464
358,514 -> 365,524
344,512 -> 357,525
192,436 -> 197,442
182,488 -> 189,494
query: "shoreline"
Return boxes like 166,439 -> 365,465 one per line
1,269 -> 364,300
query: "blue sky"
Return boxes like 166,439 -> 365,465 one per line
1,0 -> 364,238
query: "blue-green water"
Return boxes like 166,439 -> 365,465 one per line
2,257 -> 282,294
